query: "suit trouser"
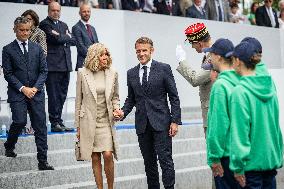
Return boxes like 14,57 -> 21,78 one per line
137,119 -> 175,189
45,72 -> 70,125
4,98 -> 48,163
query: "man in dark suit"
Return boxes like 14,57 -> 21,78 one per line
2,17 -> 53,170
186,0 -> 207,19
116,37 -> 181,189
256,0 -> 279,28
72,3 -> 99,71
121,0 -> 141,11
39,1 -> 76,132
153,0 -> 182,16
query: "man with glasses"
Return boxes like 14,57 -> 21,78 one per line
256,0 -> 279,28
2,16 -> 54,170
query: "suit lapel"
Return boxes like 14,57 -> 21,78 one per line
134,65 -> 144,94
28,42 -> 33,64
82,68 -> 97,102
12,40 -> 26,63
105,69 -> 114,101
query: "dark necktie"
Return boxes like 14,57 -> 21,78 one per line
142,66 -> 148,90
22,42 -> 28,60
86,24 -> 94,42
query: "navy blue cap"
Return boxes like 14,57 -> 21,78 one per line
241,37 -> 262,53
203,38 -> 234,57
230,41 -> 258,64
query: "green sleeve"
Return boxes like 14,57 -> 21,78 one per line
207,84 -> 229,166
229,91 -> 251,174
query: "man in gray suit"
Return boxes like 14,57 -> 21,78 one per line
116,37 -> 181,189
72,3 -> 99,71
204,0 -> 230,22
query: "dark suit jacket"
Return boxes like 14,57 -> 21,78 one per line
72,21 -> 99,71
186,4 -> 207,19
121,0 -> 139,10
256,5 -> 279,28
2,40 -> 48,103
122,60 -> 181,134
39,17 -> 76,72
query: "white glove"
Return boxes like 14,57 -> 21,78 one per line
176,45 -> 186,62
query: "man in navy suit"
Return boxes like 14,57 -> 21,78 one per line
39,1 -> 76,132
186,0 -> 207,19
2,17 -> 53,170
72,3 -> 99,71
256,0 -> 279,28
117,37 -> 181,189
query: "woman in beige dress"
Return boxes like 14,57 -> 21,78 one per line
75,43 -> 120,189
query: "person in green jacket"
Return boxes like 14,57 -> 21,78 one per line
204,38 -> 241,189
229,41 -> 283,188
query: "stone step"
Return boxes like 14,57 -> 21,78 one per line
0,152 -> 208,189
40,166 -> 211,189
0,138 -> 205,173
119,138 -> 205,159
0,125 -> 204,155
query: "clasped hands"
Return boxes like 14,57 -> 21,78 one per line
113,109 -> 124,121
112,109 -> 179,137
22,86 -> 38,99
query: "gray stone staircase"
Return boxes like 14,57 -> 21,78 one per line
1,124 -> 283,189
0,124 -> 213,189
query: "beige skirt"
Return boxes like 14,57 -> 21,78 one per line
92,123 -> 114,152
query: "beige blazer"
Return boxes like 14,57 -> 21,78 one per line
75,67 -> 120,160
176,59 -> 212,128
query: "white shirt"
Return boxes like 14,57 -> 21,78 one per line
139,59 -> 152,85
16,39 -> 29,54
80,19 -> 91,30
265,6 -> 276,27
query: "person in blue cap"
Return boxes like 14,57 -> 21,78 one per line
203,38 -> 241,189
229,41 -> 283,188
241,37 -> 269,75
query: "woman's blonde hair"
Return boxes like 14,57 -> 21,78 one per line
84,43 -> 112,72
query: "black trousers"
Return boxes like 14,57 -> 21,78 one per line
244,170 -> 277,189
45,72 -> 70,125
4,98 -> 48,163
137,119 -> 175,189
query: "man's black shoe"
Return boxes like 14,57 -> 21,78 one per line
5,150 -> 17,158
51,124 -> 64,132
60,123 -> 74,132
38,162 -> 54,171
